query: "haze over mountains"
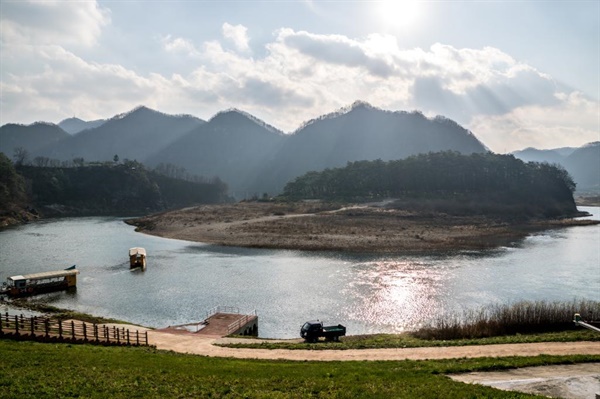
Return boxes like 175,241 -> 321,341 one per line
512,143 -> 600,194
58,117 -> 107,135
1,102 -> 597,197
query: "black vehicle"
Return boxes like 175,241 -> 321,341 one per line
300,320 -> 346,342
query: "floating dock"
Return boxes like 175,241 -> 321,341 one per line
162,306 -> 258,337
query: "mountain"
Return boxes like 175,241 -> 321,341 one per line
39,106 -> 205,163
255,101 -> 487,194
0,122 -> 70,158
10,103 -> 566,198
512,142 -> 599,194
563,142 -> 600,193
511,147 -> 565,165
146,109 -> 285,196
58,117 -> 106,134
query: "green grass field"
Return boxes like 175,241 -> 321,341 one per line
0,339 -> 598,398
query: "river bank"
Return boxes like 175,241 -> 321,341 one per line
127,202 -> 599,253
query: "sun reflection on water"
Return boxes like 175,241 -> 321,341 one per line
342,259 -> 456,332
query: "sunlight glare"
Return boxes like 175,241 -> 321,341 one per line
378,0 -> 421,29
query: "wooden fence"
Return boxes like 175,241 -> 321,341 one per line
0,313 -> 149,346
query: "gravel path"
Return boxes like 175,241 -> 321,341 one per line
146,330 -> 600,361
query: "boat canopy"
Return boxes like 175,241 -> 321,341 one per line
129,247 -> 146,257
8,269 -> 79,282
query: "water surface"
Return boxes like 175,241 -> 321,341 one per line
1,207 -> 598,338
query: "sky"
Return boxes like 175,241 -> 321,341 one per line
1,0 -> 598,153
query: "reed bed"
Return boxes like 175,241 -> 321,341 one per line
413,300 -> 600,340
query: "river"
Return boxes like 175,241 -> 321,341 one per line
0,207 -> 598,338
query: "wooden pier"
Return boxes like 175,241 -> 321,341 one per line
163,306 -> 258,337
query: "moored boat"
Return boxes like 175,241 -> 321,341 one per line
129,247 -> 147,271
0,266 -> 79,298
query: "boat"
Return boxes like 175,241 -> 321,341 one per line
0,266 -> 79,298
129,247 -> 147,271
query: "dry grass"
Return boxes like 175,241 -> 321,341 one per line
127,202 -> 598,254
413,300 -> 600,340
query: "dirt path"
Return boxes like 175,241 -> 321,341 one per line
145,330 -> 600,361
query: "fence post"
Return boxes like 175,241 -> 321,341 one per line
71,321 -> 75,340
58,320 -> 63,339
30,316 -> 34,336
94,324 -> 98,342
14,315 -> 19,335
83,323 -> 87,341
0,313 -> 3,334
136,330 -> 139,345
44,319 -> 49,338
145,331 -> 148,346
127,329 -> 130,345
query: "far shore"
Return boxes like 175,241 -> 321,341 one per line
126,202 -> 599,254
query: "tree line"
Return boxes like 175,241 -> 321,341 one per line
1,152 -> 230,219
282,151 -> 578,218
12,147 -> 217,184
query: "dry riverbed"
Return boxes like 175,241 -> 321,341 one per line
127,202 -> 598,253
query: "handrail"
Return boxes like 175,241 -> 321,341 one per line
226,310 -> 257,335
574,313 -> 600,333
203,306 -> 240,321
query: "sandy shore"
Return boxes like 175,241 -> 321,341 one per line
127,202 -> 598,253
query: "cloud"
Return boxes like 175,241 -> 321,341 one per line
281,29 -> 395,78
2,22 -> 597,152
161,35 -> 201,57
222,23 -> 250,53
468,92 -> 599,152
0,0 -> 110,47
412,66 -> 559,124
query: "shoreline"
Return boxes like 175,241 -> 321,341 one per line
127,202 -> 599,254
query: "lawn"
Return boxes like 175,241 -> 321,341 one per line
0,339 -> 598,398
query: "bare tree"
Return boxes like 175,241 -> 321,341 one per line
13,147 -> 29,166
33,156 -> 50,167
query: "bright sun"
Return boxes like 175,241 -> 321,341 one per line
378,0 -> 421,29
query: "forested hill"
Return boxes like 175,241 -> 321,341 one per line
12,160 -> 229,218
0,152 -> 34,226
283,152 -> 578,219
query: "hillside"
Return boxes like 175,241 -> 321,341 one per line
11,103 -> 600,199
58,117 -> 106,134
563,142 -> 600,194
254,102 -> 487,194
0,153 -> 38,226
16,161 -> 229,217
38,106 -> 205,164
283,152 -> 578,219
512,142 -> 599,194
145,109 -> 286,197
0,122 -> 70,158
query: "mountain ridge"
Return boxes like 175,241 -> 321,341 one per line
3,103 -> 596,197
